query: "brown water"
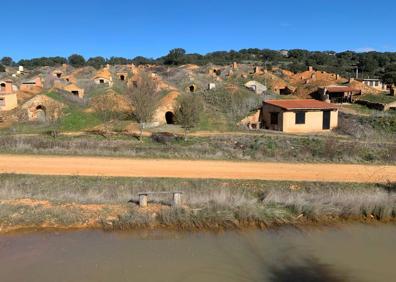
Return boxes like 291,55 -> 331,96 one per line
0,224 -> 395,282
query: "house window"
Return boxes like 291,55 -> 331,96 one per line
0,98 -> 5,106
295,111 -> 306,124
375,81 -> 379,87
270,112 -> 278,125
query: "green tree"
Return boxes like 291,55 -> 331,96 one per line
132,56 -> 155,65
175,93 -> 203,140
1,57 -> 14,66
164,48 -> 186,65
108,57 -> 130,65
68,54 -> 86,68
18,57 -> 67,68
358,53 -> 379,76
86,56 -> 106,69
382,64 -> 396,85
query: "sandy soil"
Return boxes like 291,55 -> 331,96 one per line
0,154 -> 394,183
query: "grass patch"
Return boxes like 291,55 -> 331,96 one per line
45,91 -> 67,103
0,133 -> 394,164
359,94 -> 396,104
57,108 -> 103,131
0,174 -> 394,231
337,111 -> 396,141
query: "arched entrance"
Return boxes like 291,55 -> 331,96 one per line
165,111 -> 175,124
120,75 -> 125,81
35,105 -> 46,122
189,85 -> 195,92
0,83 -> 5,91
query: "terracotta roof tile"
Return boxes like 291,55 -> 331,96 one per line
264,99 -> 338,110
325,86 -> 361,93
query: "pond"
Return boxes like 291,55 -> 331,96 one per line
0,224 -> 395,282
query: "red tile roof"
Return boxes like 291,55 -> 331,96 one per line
325,86 -> 361,93
264,99 -> 338,110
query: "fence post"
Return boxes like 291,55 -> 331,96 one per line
173,192 -> 182,207
139,194 -> 148,208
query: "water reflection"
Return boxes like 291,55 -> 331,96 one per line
0,224 -> 394,282
267,257 -> 348,282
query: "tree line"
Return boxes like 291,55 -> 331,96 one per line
1,48 -> 396,84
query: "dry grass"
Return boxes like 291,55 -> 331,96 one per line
0,175 -> 394,231
0,133 -> 394,164
263,187 -> 396,220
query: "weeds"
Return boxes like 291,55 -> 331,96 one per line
0,134 -> 394,164
0,175 -> 395,231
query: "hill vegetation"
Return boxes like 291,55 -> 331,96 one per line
2,48 -> 396,83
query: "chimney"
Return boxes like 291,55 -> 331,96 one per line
35,77 -> 43,88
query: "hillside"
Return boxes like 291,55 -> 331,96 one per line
0,61 -> 392,135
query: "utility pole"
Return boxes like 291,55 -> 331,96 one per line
264,61 -> 267,85
264,60 -> 268,100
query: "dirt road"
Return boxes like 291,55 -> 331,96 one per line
0,154 -> 394,183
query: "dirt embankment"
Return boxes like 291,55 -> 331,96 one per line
1,198 -> 395,234
0,154 -> 394,183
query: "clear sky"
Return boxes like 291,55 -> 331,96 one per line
2,0 -> 395,60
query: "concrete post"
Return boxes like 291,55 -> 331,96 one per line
173,193 -> 182,207
139,194 -> 148,208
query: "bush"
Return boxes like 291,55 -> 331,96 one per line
151,132 -> 182,144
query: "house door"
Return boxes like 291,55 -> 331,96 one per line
36,109 -> 46,122
323,111 -> 331,130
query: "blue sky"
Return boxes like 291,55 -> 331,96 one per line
2,0 -> 395,60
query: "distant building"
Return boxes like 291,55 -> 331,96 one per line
244,81 -> 267,94
63,84 -> 85,98
318,86 -> 361,103
208,83 -> 216,90
0,80 -> 14,94
20,77 -> 43,92
261,99 -> 338,133
0,80 -> 17,111
53,70 -> 63,78
21,95 -> 64,122
357,78 -> 387,91
277,86 -> 296,95
93,68 -> 113,86
279,50 -> 289,57
54,81 -> 85,99
116,72 -> 128,81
